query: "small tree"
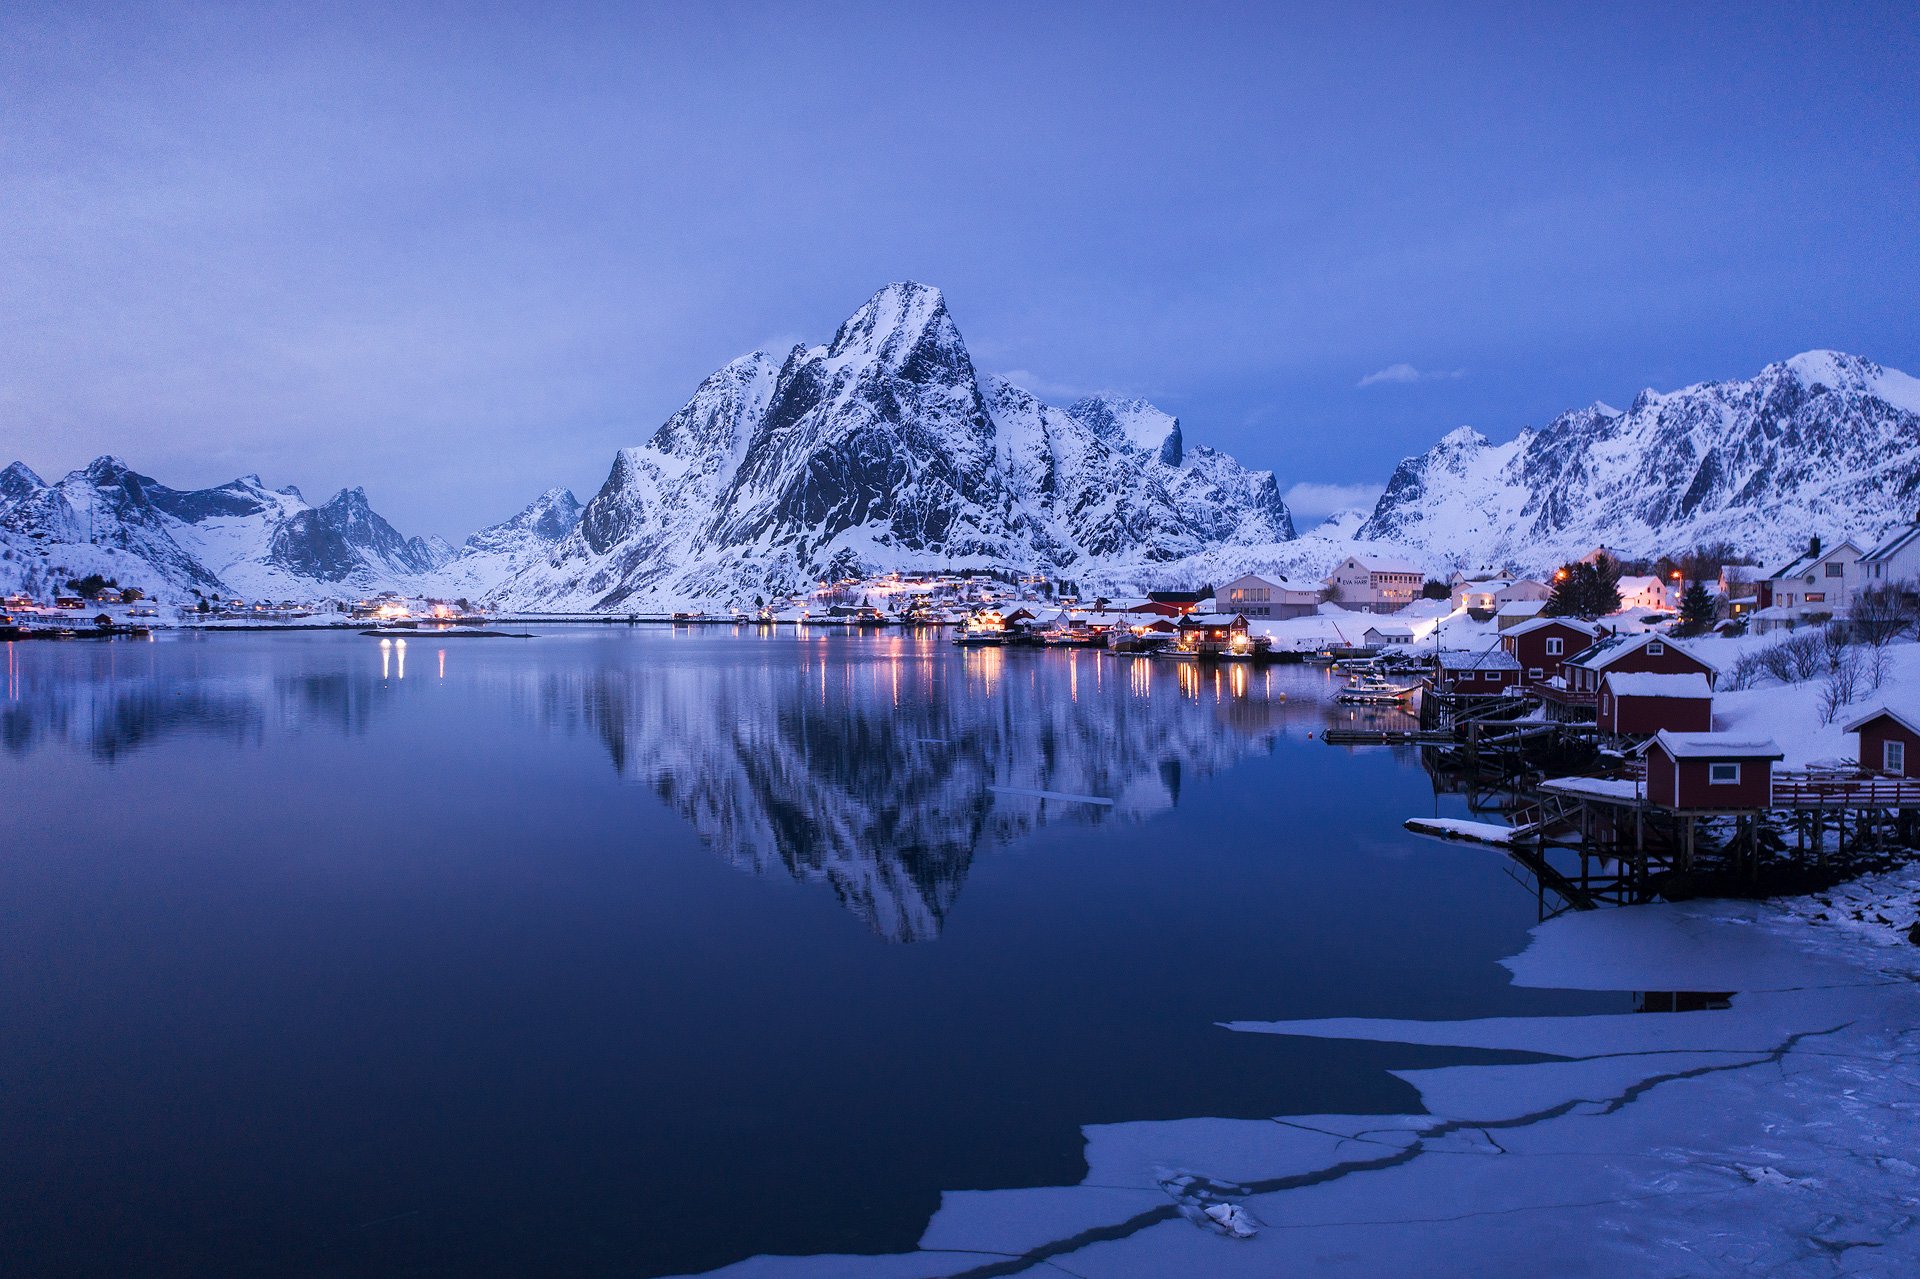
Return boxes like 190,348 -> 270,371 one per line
1421,579 -> 1451,601
1678,581 -> 1716,635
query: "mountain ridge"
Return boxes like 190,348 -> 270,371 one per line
493,282 -> 1294,609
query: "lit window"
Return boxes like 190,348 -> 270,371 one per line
1805,593 -> 1825,603
1709,762 -> 1741,784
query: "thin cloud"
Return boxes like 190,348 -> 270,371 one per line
1284,481 -> 1380,521
1357,363 -> 1466,388
994,369 -> 1108,403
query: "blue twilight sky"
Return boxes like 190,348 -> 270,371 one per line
2,2 -> 1916,537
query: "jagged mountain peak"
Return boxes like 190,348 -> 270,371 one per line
83,455 -> 141,483
496,283 -> 1294,610
1,460 -> 46,503
824,281 -> 954,365
1435,425 -> 1489,449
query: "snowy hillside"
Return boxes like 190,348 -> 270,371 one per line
1360,351 -> 1920,572
493,282 -> 1294,610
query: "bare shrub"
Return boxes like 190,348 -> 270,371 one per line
1866,642 -> 1892,691
1755,631 -> 1825,684
1819,646 -> 1862,725
1725,650 -> 1767,691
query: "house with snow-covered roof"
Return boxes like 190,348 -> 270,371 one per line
1857,516 -> 1920,590
1635,732 -> 1783,811
1497,616 -> 1598,684
1563,631 -> 1716,693
1597,671 -> 1714,738
1433,645 -> 1522,695
1615,575 -> 1671,613
1451,577 -> 1550,613
1218,573 -> 1320,620
1494,599 -> 1549,630
1843,707 -> 1920,778
1362,623 -> 1416,647
1754,537 -> 1863,633
1323,555 -> 1423,614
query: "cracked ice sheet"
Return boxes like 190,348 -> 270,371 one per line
674,867 -> 1920,1278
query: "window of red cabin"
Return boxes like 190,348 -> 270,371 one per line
1887,740 -> 1906,774
1709,762 -> 1740,784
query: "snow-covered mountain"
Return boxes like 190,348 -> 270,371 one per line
424,486 -> 582,600
1358,351 -> 1920,572
0,457 -> 521,603
494,282 -> 1293,609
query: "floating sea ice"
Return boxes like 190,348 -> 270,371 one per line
1158,1171 -> 1260,1238
1202,1202 -> 1259,1238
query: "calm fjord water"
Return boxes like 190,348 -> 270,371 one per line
0,629 -> 1615,1276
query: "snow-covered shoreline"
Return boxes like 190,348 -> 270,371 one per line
680,864 -> 1920,1277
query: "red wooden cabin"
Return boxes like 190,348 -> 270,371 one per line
1563,632 -> 1717,695
1843,707 -> 1920,778
1498,617 -> 1598,684
1637,732 -> 1782,810
1597,671 -> 1714,737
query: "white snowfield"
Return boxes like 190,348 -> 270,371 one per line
678,867 -> 1920,1278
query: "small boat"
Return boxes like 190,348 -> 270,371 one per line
1336,674 -> 1418,705
953,631 -> 1004,647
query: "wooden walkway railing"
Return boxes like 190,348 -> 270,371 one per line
1770,770 -> 1920,809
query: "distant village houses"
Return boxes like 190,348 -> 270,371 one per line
1449,576 -> 1550,613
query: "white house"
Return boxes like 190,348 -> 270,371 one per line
1615,575 -> 1671,613
1217,573 -> 1320,620
1857,516 -> 1920,588
1755,537 -> 1864,632
1362,623 -> 1416,647
1452,577 -> 1551,613
1324,555 -> 1424,614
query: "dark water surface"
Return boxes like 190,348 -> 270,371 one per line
0,628 -> 1617,1276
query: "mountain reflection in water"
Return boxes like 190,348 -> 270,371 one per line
1,631 -> 1416,941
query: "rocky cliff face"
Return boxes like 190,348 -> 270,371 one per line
1358,352 -> 1920,571
497,282 -> 1294,608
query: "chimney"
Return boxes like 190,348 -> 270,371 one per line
1809,535 -> 1822,558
